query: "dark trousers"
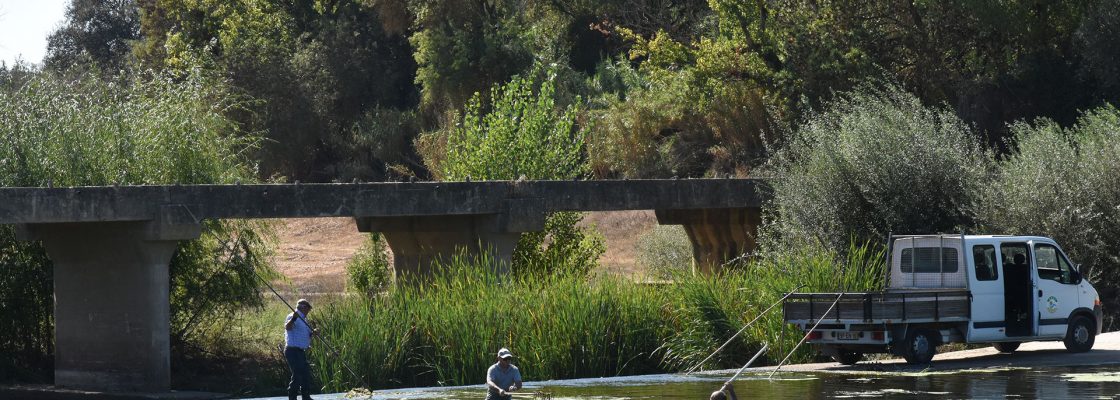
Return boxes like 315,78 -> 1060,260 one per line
285,347 -> 314,396
486,389 -> 512,400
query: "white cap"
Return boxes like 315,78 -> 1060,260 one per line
497,348 -> 514,359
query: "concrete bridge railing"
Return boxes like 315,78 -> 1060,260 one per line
0,179 -> 770,393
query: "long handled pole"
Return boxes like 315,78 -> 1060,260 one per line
256,273 -> 364,385
767,292 -> 844,379
723,343 -> 768,386
687,285 -> 804,374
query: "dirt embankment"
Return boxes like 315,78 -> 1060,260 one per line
271,211 -> 659,295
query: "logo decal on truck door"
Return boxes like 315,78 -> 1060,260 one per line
1046,296 -> 1059,314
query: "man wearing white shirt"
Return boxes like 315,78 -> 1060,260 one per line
285,299 -> 317,400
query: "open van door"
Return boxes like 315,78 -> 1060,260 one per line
1000,242 -> 1035,337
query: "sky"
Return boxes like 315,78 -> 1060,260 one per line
0,0 -> 69,66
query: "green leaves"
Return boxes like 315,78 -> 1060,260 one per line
0,69 -> 279,377
439,68 -> 589,181
985,105 -> 1120,330
0,70 -> 256,186
769,83 -> 992,249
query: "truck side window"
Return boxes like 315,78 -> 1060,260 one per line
973,245 -> 997,281
1034,244 -> 1073,284
900,247 -> 959,273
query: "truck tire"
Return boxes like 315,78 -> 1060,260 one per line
902,330 -> 938,364
993,342 -> 1020,353
1064,315 -> 1096,353
833,351 -> 864,366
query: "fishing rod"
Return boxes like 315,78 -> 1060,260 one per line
686,285 -> 805,374
767,292 -> 845,379
254,272 -> 364,385
723,343 -> 768,387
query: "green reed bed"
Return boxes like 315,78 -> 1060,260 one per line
0,70 -> 273,384
306,243 -> 883,392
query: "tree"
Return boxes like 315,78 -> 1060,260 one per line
1077,0 -> 1120,98
983,105 -> 1120,330
0,69 -> 278,380
135,0 -> 421,181
422,67 -> 605,276
45,0 -> 141,72
767,83 -> 993,250
407,0 -> 536,110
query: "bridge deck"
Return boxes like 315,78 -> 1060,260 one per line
0,179 -> 769,223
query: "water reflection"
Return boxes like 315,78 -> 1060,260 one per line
247,365 -> 1120,400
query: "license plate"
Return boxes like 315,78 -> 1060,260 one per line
836,331 -> 861,340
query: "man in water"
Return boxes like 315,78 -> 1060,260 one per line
709,382 -> 738,400
285,299 -> 317,400
486,348 -> 523,400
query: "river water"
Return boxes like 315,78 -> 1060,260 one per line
248,365 -> 1120,399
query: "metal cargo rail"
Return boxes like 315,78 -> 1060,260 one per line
783,290 -> 971,323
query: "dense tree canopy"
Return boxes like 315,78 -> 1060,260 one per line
45,0 -> 141,71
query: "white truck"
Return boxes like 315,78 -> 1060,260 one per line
782,235 -> 1104,365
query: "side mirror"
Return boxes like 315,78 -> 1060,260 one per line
1070,269 -> 1083,285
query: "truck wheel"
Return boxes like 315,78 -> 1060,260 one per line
833,351 -> 864,366
902,330 -> 938,364
993,342 -> 1020,353
1064,315 -> 1096,353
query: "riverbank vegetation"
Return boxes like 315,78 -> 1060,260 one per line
277,243 -> 881,392
2,0 -> 1120,396
0,69 -> 279,382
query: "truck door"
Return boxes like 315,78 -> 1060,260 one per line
968,243 -> 1006,342
1033,242 -> 1080,338
1000,243 -> 1035,337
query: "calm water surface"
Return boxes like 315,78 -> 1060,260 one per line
249,365 -> 1120,400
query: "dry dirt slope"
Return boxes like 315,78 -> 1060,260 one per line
271,211 -> 658,294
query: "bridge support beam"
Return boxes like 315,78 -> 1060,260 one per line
17,216 -> 200,393
655,207 -> 762,275
356,210 -> 545,278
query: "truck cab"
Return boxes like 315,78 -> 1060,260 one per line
959,236 -> 1101,346
782,234 -> 1103,365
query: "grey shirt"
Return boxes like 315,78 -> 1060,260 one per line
486,362 -> 522,394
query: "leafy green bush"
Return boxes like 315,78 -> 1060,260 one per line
983,105 -> 1120,330
346,233 -> 393,296
636,225 -> 693,279
433,67 -> 588,182
0,69 -> 277,381
419,66 -> 604,276
767,83 -> 993,250
585,37 -> 777,179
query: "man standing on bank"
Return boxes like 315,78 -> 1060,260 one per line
486,348 -> 523,400
285,299 -> 317,400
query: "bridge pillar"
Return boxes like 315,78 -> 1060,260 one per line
655,207 -> 762,275
16,210 -> 200,393
356,207 -> 545,278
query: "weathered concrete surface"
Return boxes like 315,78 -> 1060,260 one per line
0,385 -> 226,400
18,222 -> 201,392
656,208 -> 762,274
771,330 -> 1120,373
0,179 -> 771,394
357,215 -> 526,276
0,180 -> 769,223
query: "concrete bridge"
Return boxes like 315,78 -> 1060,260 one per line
0,179 -> 769,394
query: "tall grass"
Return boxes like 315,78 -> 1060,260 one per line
0,71 -> 256,187
307,242 -> 883,392
0,69 -> 277,383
